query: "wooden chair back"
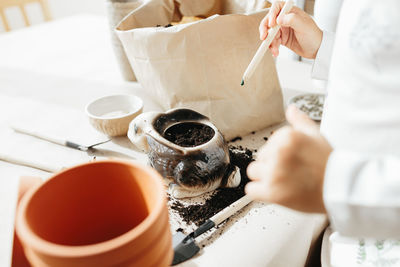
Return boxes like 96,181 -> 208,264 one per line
0,0 -> 52,31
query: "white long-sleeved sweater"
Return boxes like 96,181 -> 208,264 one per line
313,0 -> 400,265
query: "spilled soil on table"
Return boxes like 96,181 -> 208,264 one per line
170,146 -> 254,226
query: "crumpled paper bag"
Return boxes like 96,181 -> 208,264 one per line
116,0 -> 284,139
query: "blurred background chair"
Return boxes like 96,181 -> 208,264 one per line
0,0 -> 52,31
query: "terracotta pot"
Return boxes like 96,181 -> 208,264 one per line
16,160 -> 172,267
12,177 -> 43,267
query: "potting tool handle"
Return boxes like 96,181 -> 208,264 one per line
0,153 -> 60,173
191,219 -> 216,239
210,194 -> 253,226
11,125 -> 89,151
189,195 -> 253,239
11,125 -> 66,146
242,0 -> 293,82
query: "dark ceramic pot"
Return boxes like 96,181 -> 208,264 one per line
128,108 -> 241,198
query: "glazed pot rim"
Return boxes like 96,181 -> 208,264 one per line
16,159 -> 166,258
150,119 -> 221,152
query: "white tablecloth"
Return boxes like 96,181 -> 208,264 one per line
0,14 -> 326,267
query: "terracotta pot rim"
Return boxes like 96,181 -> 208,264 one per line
16,159 -> 166,258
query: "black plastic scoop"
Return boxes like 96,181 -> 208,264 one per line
172,195 -> 252,265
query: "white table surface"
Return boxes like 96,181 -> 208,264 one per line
0,14 -> 326,267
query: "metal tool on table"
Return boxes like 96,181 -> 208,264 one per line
12,125 -> 136,159
0,125 -> 113,172
172,194 -> 253,265
241,0 -> 293,86
11,125 -> 110,151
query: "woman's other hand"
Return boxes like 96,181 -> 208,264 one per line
260,1 -> 323,59
245,106 -> 332,213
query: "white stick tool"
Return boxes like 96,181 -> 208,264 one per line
241,0 -> 294,86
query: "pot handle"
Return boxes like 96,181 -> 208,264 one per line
127,112 -> 159,153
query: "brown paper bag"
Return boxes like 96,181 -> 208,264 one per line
116,0 -> 284,139
106,0 -> 142,81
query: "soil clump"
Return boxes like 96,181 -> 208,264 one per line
164,122 -> 214,147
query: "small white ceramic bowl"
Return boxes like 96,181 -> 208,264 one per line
86,94 -> 143,136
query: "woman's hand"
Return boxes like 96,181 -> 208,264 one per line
245,106 -> 332,213
260,1 -> 323,59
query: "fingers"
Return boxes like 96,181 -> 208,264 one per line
270,30 -> 281,57
268,1 -> 286,27
259,15 -> 269,40
256,125 -> 292,161
276,7 -> 306,31
280,26 -> 290,45
245,180 -> 270,201
286,105 -> 319,136
247,161 -> 269,181
260,1 -> 300,52
259,1 -> 285,40
246,160 -> 273,201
